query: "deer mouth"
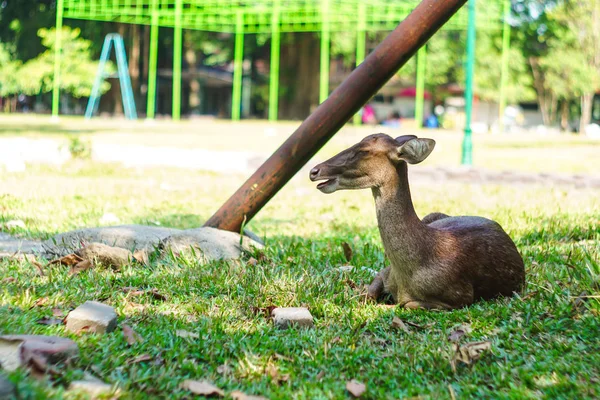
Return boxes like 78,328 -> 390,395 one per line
315,177 -> 339,193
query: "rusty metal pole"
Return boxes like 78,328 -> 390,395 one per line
205,0 -> 468,232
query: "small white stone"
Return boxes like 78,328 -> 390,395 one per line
69,380 -> 115,398
272,307 -> 314,329
65,301 -> 118,334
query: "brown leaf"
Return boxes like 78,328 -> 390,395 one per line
148,288 -> 167,301
342,242 -> 353,262
448,324 -> 472,342
52,308 -> 66,318
265,364 -> 289,385
346,379 -> 366,397
391,317 -> 410,333
176,330 -> 199,339
251,305 -> 277,318
180,380 -> 224,397
331,336 -> 342,344
1,277 -> 16,284
31,260 -> 45,276
127,354 -> 153,364
404,320 -> 434,330
247,257 -> 258,266
230,390 -> 268,400
49,253 -> 84,266
450,341 -> 492,372
316,370 -> 326,380
69,259 -> 93,276
28,297 -> 49,309
345,279 -> 358,289
122,324 -> 142,345
36,317 -> 64,326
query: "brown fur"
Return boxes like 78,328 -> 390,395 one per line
310,134 -> 525,310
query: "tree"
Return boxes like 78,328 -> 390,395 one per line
0,43 -> 22,111
17,26 -> 110,98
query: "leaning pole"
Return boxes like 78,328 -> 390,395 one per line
204,0 -> 469,233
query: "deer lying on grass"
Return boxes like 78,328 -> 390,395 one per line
310,134 -> 525,310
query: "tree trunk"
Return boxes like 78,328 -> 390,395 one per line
560,100 -> 569,132
580,92 -> 593,134
529,57 -> 551,126
549,92 -> 558,126
279,33 -> 320,120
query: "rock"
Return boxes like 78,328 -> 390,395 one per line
161,227 -> 263,261
69,379 -> 116,398
0,374 -> 14,400
43,225 -> 181,258
0,335 -> 79,372
75,242 -> 135,268
0,232 -> 42,257
65,301 -> 118,334
272,307 -> 314,329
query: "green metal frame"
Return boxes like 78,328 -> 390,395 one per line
54,0 -> 508,150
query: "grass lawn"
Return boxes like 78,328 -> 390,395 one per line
1,117 -> 599,399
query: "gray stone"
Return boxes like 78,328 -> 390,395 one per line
272,307 -> 314,329
65,301 -> 118,334
42,225 -> 181,258
0,374 -> 14,400
69,380 -> 116,398
0,232 -> 42,257
161,227 -> 263,261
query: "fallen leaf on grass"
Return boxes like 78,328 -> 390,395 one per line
217,364 -> 233,375
29,297 -> 49,309
176,330 -> 199,339
391,317 -> 410,333
49,253 -> 84,266
180,380 -> 224,397
247,257 -> 258,266
250,305 -> 277,318
230,390 -> 268,400
36,317 -> 64,326
346,379 -> 366,397
316,370 -> 326,380
69,259 -> 93,276
30,260 -> 45,276
342,242 -> 353,262
404,320 -> 434,330
121,287 -> 167,301
132,249 -> 149,266
51,308 -> 66,318
148,288 -> 167,301
1,277 -> 16,284
448,324 -> 472,342
122,324 -> 143,345
127,354 -> 153,364
265,364 -> 289,385
450,341 -> 492,372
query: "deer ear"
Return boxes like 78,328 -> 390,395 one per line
396,138 -> 436,164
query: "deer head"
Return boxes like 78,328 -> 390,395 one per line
309,134 -> 435,193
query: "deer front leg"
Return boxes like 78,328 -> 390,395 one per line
367,266 -> 391,301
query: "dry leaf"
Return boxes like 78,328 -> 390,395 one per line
51,308 -> 66,318
346,379 -> 366,397
247,257 -> 258,266
31,260 -> 45,276
331,336 -> 342,344
230,390 -> 268,400
29,297 -> 49,309
342,242 -> 353,262
404,320 -> 434,330
36,317 -> 64,326
127,354 -> 153,364
148,288 -> 167,301
49,253 -> 84,266
180,380 -> 224,397
217,364 -> 233,375
1,277 -> 16,284
448,324 -> 472,342
69,259 -> 93,276
176,330 -> 199,339
265,364 -> 289,385
316,370 -> 326,380
450,341 -> 492,372
391,317 -> 410,333
122,324 -> 142,345
251,305 -> 277,318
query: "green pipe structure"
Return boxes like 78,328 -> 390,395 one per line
172,0 -> 183,120
461,0 -> 476,166
415,46 -> 427,129
232,11 -> 245,121
353,3 -> 367,125
269,0 -> 281,122
319,0 -> 330,104
51,0 -> 64,118
498,0 -> 511,133
146,0 -> 159,119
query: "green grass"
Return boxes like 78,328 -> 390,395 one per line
1,119 -> 600,399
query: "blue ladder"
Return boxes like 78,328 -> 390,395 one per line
85,33 -> 137,120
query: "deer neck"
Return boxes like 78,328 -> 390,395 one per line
371,162 -> 429,271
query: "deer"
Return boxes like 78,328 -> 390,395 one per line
309,134 -> 525,310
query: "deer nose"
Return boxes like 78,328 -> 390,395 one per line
309,167 -> 320,181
